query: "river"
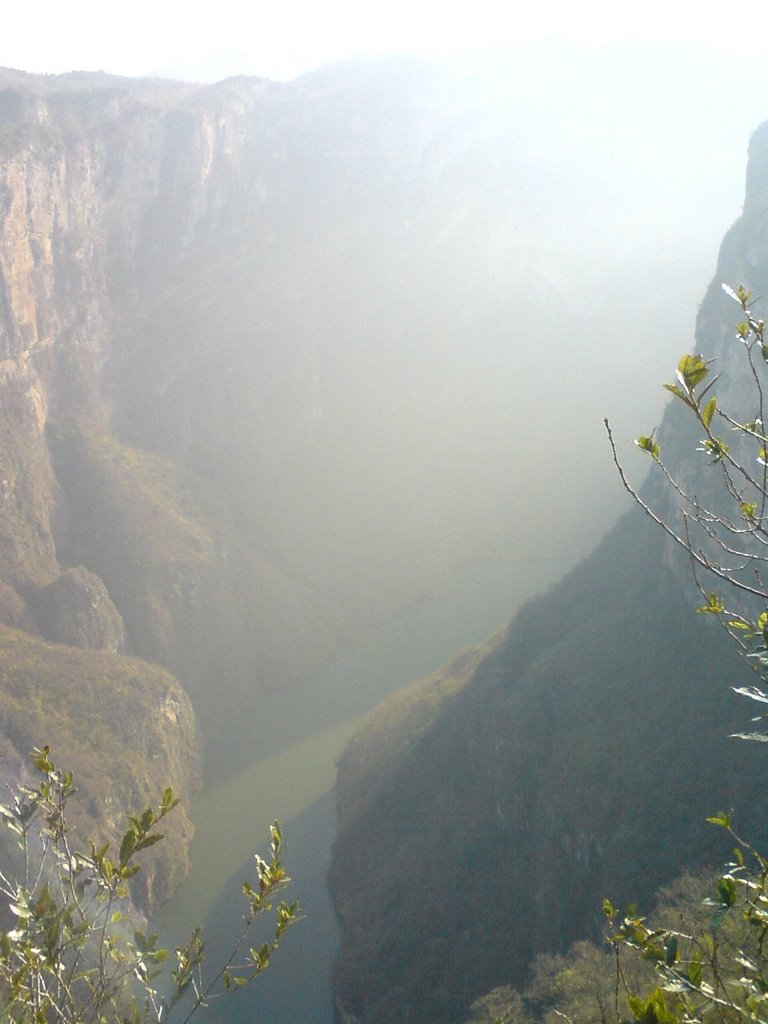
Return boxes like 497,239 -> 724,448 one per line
153,548 -> 576,1023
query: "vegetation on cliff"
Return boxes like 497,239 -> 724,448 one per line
0,379 -> 60,592
0,623 -> 197,913
454,290 -> 768,1024
335,639 -> 496,827
6,60 -> 768,1019
330,508 -> 768,1023
460,871 -> 740,1024
47,420 -> 231,700
329,124 -> 768,1023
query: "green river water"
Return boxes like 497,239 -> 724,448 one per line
154,549 -> 575,1023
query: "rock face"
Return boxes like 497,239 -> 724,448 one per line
35,566 -> 125,650
1,52 -> 761,728
0,622 -> 198,914
0,53 -> 767,924
328,123 -> 768,1024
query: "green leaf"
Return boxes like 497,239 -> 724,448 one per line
702,396 -> 717,428
161,787 -> 179,813
135,833 -> 164,853
736,321 -> 751,339
119,830 -> 137,866
717,877 -> 737,907
699,437 -> 729,462
706,812 -> 731,828
664,935 -> 678,966
635,435 -> 661,460
697,594 -> 724,615
662,382 -> 695,409
140,808 -> 156,832
627,988 -> 678,1024
676,354 -> 710,392
32,748 -> 54,773
688,956 -> 703,988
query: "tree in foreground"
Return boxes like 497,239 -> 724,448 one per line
463,285 -> 768,1024
0,746 -> 298,1023
599,284 -> 768,1024
461,873 -> 756,1024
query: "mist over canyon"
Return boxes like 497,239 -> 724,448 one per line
2,43 -> 768,1022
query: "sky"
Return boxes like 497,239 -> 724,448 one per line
5,0 -> 768,83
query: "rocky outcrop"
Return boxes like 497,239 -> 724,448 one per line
35,566 -> 125,651
0,622 -> 198,914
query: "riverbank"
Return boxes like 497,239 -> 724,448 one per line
153,546 -> 578,1022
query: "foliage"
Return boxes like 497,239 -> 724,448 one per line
329,516 -> 763,1024
335,641 -> 491,827
0,381 -> 61,591
46,420 -> 222,675
0,747 -> 298,1023
601,285 -> 768,1024
604,822 -> 768,1024
462,872 -> 757,1024
460,927 -> 654,1024
464,985 -> 531,1024
607,283 -> 768,740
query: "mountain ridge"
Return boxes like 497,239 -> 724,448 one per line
1,52 -> 766,920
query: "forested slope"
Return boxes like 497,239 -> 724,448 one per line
328,121 -> 768,1024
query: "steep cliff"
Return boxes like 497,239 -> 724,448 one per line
328,124 -> 768,1024
0,72 -> 355,723
1,53 -> 765,922
0,54 -> 758,725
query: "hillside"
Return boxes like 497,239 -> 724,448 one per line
0,622 -> 197,913
327,123 -> 768,1023
1,50 -> 767,916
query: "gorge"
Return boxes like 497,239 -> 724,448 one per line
2,46 -> 768,1023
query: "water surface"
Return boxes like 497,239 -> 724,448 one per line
155,549 -> 575,1022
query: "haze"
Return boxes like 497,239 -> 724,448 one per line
5,0 -> 768,82
7,8 -> 768,1024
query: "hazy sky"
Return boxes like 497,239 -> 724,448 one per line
6,0 -> 768,82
